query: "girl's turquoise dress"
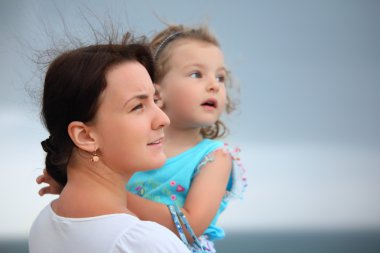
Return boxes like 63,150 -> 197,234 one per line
127,139 -> 247,252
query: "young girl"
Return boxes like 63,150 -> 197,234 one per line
38,24 -> 247,252
126,24 -> 246,252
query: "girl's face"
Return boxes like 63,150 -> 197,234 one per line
158,39 -> 227,129
91,61 -> 170,175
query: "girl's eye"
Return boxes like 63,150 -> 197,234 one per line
131,104 -> 143,112
154,98 -> 163,107
216,74 -> 225,83
190,71 -> 202,78
153,93 -> 162,104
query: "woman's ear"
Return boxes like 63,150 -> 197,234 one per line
154,83 -> 164,108
67,121 -> 97,152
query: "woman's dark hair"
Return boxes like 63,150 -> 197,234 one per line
40,33 -> 154,186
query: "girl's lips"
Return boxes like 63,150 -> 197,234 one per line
201,98 -> 218,108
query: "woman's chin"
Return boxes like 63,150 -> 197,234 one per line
142,154 -> 167,171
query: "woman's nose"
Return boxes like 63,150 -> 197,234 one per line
153,105 -> 170,130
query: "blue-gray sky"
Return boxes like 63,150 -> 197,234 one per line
0,0 -> 379,238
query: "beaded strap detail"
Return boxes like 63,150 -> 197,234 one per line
167,204 -> 209,252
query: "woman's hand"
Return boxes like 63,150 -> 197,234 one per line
36,169 -> 63,196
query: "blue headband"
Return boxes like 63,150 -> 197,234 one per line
153,31 -> 183,60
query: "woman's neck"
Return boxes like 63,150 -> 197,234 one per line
53,163 -> 132,218
163,125 -> 203,158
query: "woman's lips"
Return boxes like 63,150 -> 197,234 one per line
148,137 -> 164,145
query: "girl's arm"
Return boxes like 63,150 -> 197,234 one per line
36,169 -> 64,196
127,149 -> 232,240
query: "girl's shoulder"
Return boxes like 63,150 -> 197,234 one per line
191,138 -> 224,150
196,139 -> 242,165
195,140 -> 248,201
166,138 -> 223,165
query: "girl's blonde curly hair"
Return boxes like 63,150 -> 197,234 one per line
151,24 -> 237,139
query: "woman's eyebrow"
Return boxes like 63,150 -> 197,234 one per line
123,94 -> 149,108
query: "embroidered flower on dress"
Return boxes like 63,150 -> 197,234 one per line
170,194 -> 177,200
170,180 -> 176,186
176,185 -> 185,192
134,185 -> 145,196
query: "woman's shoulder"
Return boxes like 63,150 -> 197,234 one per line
114,220 -> 190,252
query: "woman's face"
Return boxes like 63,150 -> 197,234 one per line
91,61 -> 170,176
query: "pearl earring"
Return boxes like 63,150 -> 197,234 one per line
91,150 -> 99,162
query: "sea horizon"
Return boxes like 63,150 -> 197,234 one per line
2,229 -> 380,253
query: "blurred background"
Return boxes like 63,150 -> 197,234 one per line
0,0 -> 379,252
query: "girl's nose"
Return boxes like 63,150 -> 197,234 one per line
206,76 -> 220,93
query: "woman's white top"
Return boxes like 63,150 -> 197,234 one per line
29,203 -> 190,253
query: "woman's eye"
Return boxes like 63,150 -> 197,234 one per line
131,104 -> 143,112
190,71 -> 202,78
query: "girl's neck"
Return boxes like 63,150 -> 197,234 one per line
163,125 -> 203,158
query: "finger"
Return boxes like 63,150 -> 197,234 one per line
36,175 -> 45,184
39,186 -> 57,196
38,187 -> 49,196
39,186 -> 61,196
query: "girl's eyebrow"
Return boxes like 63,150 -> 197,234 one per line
217,66 -> 228,73
182,63 -> 204,70
182,63 -> 227,72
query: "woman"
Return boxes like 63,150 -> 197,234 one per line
28,33 -> 190,253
